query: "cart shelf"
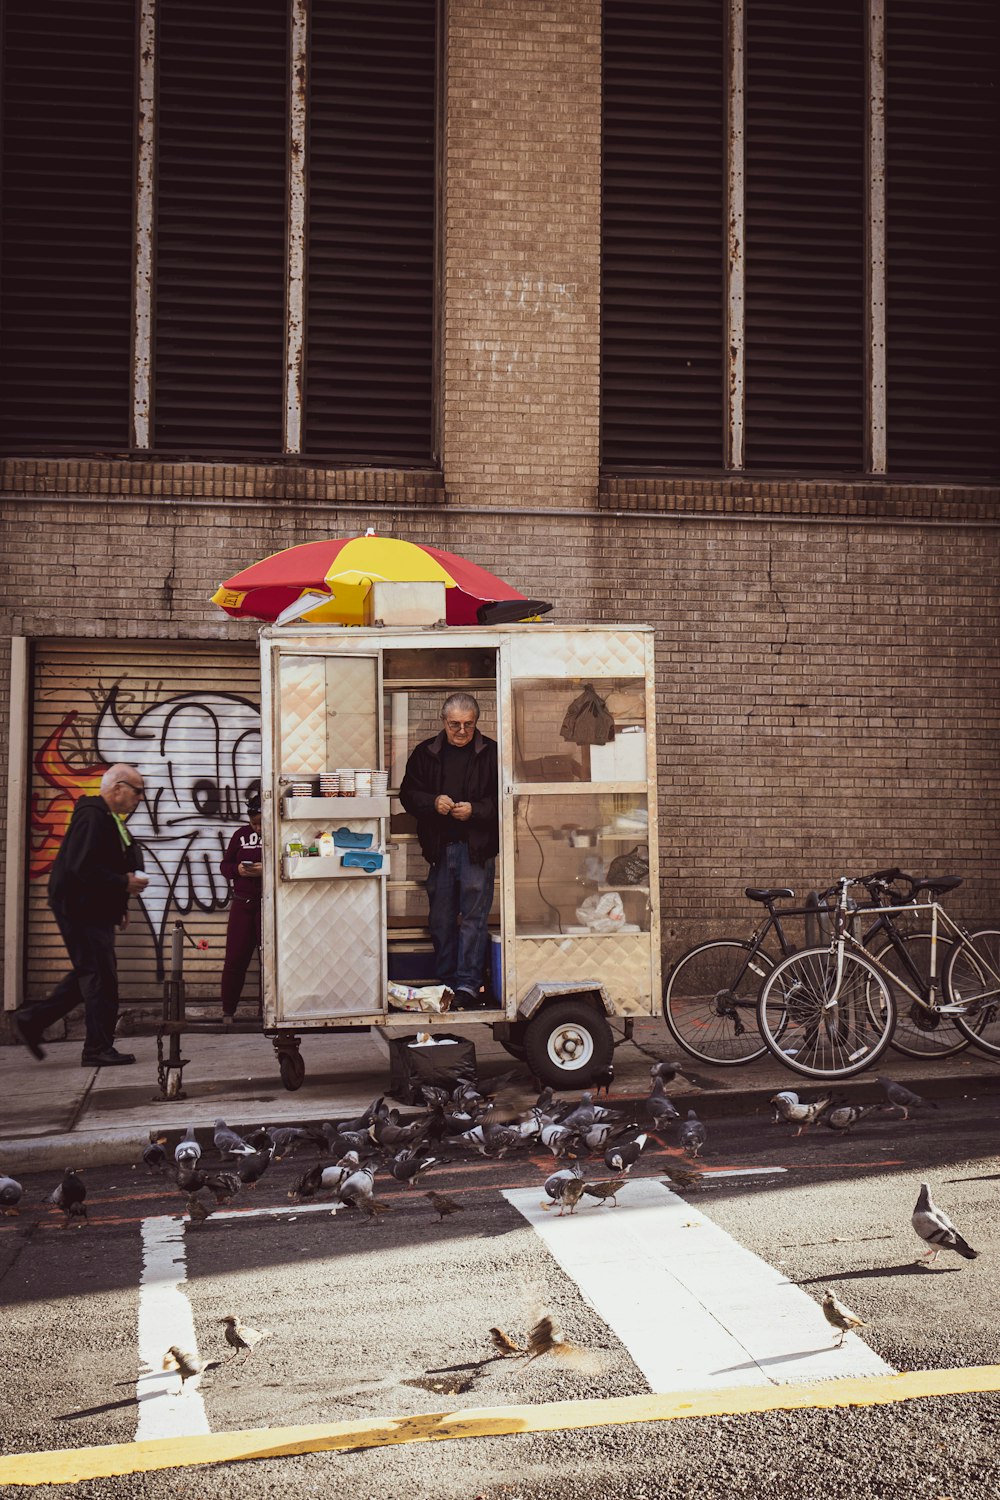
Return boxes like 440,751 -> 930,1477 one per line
282,795 -> 390,819
282,854 -> 391,880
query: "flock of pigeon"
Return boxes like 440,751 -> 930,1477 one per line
0,1060 -> 981,1367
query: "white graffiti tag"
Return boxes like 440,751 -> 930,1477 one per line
95,689 -> 261,958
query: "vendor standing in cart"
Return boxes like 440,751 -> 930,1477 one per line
400,694 -> 499,1010
219,792 -> 263,1025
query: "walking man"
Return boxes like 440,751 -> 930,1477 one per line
14,763 -> 149,1066
219,792 -> 263,1024
400,694 -> 499,1009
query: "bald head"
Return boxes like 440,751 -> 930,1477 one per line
100,763 -> 145,815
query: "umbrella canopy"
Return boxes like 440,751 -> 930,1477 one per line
211,534 -> 551,627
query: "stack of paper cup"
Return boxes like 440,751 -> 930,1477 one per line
336,769 -> 355,796
319,772 -> 339,797
290,777 -> 314,798
371,770 -> 389,796
355,769 -> 373,797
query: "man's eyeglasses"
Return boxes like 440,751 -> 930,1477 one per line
116,780 -> 143,795
444,720 -> 476,731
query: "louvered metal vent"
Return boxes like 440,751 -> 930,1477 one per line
885,1 -> 1000,479
745,0 -> 866,472
601,0 -> 726,468
0,1 -> 134,452
303,0 -> 437,464
153,0 -> 287,455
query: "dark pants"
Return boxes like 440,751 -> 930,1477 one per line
426,843 -> 495,995
220,897 -> 262,1016
19,908 -> 119,1054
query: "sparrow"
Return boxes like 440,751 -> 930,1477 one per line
220,1314 -> 271,1361
822,1291 -> 868,1347
489,1327 -> 523,1357
162,1346 -> 207,1390
581,1175 -> 629,1208
426,1191 -> 463,1222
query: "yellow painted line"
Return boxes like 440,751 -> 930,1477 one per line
3,1365 -> 1000,1486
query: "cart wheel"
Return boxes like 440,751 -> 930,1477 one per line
523,999 -> 613,1087
279,1051 -> 305,1091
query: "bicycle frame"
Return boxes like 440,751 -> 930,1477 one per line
830,894 -> 993,1015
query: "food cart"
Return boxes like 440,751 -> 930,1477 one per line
259,617 -> 661,1089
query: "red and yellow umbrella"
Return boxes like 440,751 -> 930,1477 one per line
211,533 -> 551,627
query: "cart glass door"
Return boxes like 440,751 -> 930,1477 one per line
266,649 -> 387,1021
500,630 -> 659,1016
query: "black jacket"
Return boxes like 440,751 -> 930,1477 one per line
48,796 -> 139,925
399,729 -> 499,866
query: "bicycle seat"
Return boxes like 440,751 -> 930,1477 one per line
910,876 -> 963,896
744,887 -> 794,903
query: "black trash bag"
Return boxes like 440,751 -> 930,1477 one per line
560,683 -> 615,746
387,1033 -> 478,1105
605,843 -> 650,886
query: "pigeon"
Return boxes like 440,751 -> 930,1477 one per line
678,1110 -> 708,1158
339,1163 -> 390,1220
174,1126 -> 201,1165
288,1163 -> 326,1200
769,1093 -> 832,1136
213,1119 -> 257,1157
162,1346 -> 207,1390
650,1060 -> 678,1086
605,1132 -> 647,1173
489,1327 -> 524,1357
538,1123 -> 581,1159
647,1090 -> 680,1129
578,1120 -> 617,1153
591,1062 -> 614,1097
237,1147 -> 273,1189
48,1168 -> 87,1225
558,1092 -> 599,1131
877,1076 -> 937,1121
0,1173 -> 24,1214
426,1190 -> 463,1222
820,1103 -> 881,1134
541,1166 -> 582,1210
912,1182 -> 978,1264
444,1122 -> 522,1158
244,1127 -> 274,1152
220,1314 -> 271,1361
389,1152 -> 439,1186
175,1161 -> 209,1195
141,1132 -> 169,1174
556,1178 -> 587,1216
266,1126 -> 314,1160
822,1290 -> 868,1347
582,1176 -> 629,1208
769,1090 -> 799,1123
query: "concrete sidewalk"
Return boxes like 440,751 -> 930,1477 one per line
2,1015 -> 998,1175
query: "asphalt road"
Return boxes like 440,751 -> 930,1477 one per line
1,1093 -> 998,1500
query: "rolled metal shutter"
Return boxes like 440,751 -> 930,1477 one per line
601,0 -> 727,468
744,0 -> 866,472
27,641 -> 261,1003
153,0 -> 288,455
303,0 -> 437,463
0,0 -> 134,452
885,0 -> 1000,479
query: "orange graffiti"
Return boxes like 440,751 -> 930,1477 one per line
30,713 -> 106,881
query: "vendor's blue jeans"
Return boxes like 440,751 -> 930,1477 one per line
426,843 -> 495,996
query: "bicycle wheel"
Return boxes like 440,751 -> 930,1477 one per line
757,946 -> 897,1080
945,929 -> 1000,1058
662,940 -> 774,1065
869,934 -> 971,1059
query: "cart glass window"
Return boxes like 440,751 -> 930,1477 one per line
277,654 -> 378,773
512,793 -> 650,935
512,677 -> 646,783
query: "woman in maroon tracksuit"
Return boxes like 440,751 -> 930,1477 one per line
219,793 -> 263,1022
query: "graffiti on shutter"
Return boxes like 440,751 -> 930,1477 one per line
28,643 -> 261,1000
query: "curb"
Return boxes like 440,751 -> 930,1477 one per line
4,1068 -> 998,1176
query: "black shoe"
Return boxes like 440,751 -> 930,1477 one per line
454,989 -> 487,1011
13,1015 -> 46,1061
81,1048 -> 137,1067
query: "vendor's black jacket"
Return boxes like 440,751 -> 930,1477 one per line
48,795 -> 140,925
400,729 -> 499,866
